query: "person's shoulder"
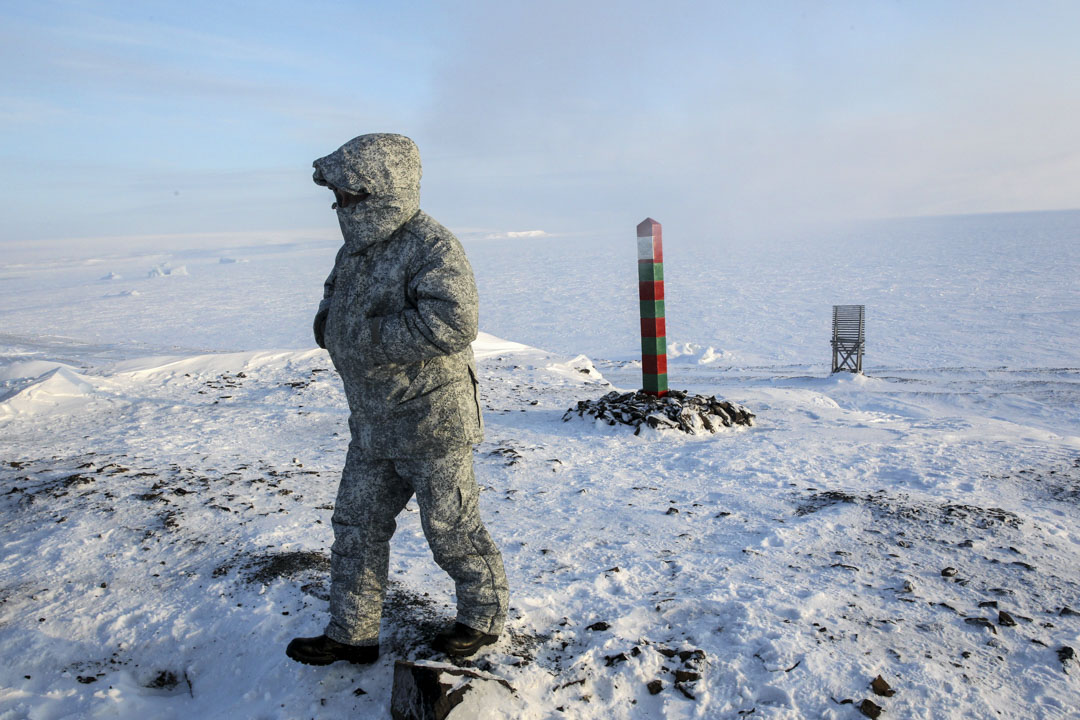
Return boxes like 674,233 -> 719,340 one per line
402,211 -> 462,253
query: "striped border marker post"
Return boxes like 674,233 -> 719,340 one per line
637,217 -> 668,397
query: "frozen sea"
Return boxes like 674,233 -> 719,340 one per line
3,210 -> 1079,371
1,209 -> 1078,719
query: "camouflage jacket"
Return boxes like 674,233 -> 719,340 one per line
320,211 -> 484,457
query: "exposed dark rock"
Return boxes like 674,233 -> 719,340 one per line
795,491 -> 1021,530
998,611 -> 1017,627
870,675 -> 895,697
242,551 -> 328,585
858,698 -> 883,718
390,661 -> 512,720
678,649 -> 706,664
964,617 -> 997,634
146,670 -> 179,690
794,491 -> 859,516
604,653 -> 628,667
647,679 -> 664,695
1059,646 -> 1076,671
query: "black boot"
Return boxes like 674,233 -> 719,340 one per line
432,622 -> 498,657
286,635 -> 379,666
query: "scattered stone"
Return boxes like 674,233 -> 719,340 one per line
675,683 -> 696,700
354,687 -> 368,696
941,567 -> 958,577
146,670 -> 179,690
1059,606 -> 1080,617
998,611 -> 1017,627
674,670 -> 700,683
564,390 -> 754,435
76,676 -> 97,684
666,507 -> 679,515
586,621 -> 610,632
604,653 -> 628,667
487,447 -> 522,466
964,617 -> 997,634
978,601 -> 998,609
1059,646 -> 1076,671
647,680 -> 664,695
858,698 -> 883,718
390,661 -> 512,720
300,582 -> 330,601
678,649 -> 706,663
243,550 -> 328,585
870,675 -> 895,697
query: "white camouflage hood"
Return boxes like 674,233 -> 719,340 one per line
313,133 -> 422,253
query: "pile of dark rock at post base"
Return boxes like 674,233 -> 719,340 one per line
564,389 -> 755,435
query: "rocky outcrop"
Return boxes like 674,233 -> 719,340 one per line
390,661 -> 513,720
564,389 -> 754,435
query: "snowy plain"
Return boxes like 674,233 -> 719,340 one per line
1,210 -> 1079,719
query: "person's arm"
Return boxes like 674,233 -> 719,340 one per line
314,246 -> 345,349
369,237 -> 478,365
320,246 -> 347,312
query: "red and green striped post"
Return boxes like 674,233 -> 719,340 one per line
637,217 -> 667,397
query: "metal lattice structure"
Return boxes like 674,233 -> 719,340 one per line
831,305 -> 865,373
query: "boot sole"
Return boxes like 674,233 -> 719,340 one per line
436,635 -> 498,657
286,649 -> 379,666
287,652 -> 336,666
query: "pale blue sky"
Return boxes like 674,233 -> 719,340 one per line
2,0 -> 1079,245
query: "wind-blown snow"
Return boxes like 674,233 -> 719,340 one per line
1,210 -> 1079,718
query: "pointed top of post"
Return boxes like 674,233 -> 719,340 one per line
637,217 -> 661,237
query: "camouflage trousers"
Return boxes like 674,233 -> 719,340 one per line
324,445 -> 509,646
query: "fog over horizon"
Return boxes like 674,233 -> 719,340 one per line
3,1 -> 1080,249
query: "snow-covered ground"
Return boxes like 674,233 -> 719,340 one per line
1,210 -> 1079,718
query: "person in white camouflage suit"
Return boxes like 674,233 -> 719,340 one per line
287,134 -> 509,666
